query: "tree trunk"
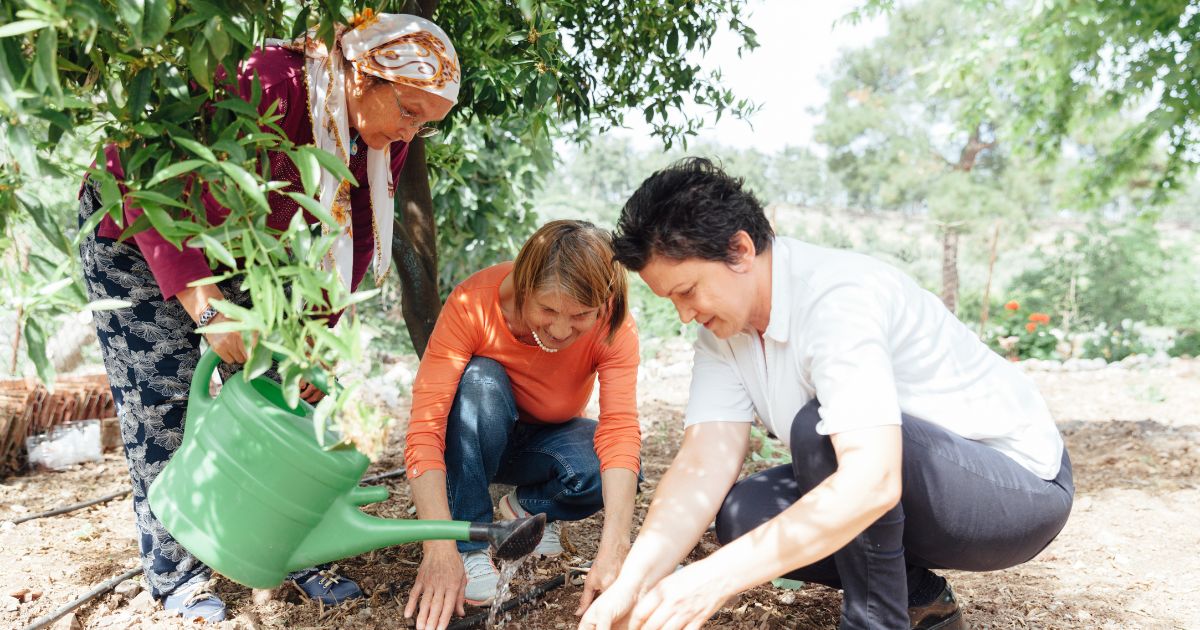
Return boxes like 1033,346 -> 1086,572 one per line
939,123 -> 994,317
392,138 -> 441,357
388,0 -> 442,358
941,228 -> 959,314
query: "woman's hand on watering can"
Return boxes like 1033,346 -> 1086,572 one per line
405,542 -> 467,630
204,313 -> 250,365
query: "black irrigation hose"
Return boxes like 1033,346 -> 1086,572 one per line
446,566 -> 589,630
9,489 -> 130,525
19,566 -> 141,630
360,467 -> 407,484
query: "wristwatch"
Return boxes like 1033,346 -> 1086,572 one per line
198,304 -> 220,328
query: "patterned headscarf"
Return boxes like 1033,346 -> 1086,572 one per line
286,12 -> 460,290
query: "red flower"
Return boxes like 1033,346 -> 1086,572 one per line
1029,313 -> 1051,325
1005,300 -> 1020,311
1025,322 -> 1038,333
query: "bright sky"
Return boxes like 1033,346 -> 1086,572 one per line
615,0 -> 887,153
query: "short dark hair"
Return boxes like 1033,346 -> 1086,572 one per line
613,157 -> 774,271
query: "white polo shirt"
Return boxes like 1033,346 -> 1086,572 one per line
684,237 -> 1064,480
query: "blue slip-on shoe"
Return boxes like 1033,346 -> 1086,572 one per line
162,579 -> 227,623
292,564 -> 363,605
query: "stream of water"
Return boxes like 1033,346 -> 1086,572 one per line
486,554 -> 530,628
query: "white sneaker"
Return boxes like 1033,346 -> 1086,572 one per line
497,492 -> 563,557
460,550 -> 499,605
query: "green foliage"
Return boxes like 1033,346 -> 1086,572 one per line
996,0 -> 1200,200
1008,216 -> 1199,332
0,0 -> 757,413
1080,322 -> 1157,363
1168,330 -> 1200,358
426,0 -> 759,293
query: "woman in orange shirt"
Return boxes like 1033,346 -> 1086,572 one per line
402,220 -> 641,630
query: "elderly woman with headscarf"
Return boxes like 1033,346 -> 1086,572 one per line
76,12 -> 460,622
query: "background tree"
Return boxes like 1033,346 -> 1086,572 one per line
388,0 -> 759,354
816,0 -> 1042,313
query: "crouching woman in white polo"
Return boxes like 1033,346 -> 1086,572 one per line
578,157 -> 1072,630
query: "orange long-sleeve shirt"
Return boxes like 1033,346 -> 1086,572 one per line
404,263 -> 641,478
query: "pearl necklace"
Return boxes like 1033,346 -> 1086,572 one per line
530,330 -> 559,353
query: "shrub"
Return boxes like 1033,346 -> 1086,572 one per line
982,300 -> 1061,360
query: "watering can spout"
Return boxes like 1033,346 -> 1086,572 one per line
287,492 -> 547,571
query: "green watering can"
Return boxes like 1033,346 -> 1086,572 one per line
148,349 -> 544,589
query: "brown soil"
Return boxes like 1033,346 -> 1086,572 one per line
2,356 -> 1198,629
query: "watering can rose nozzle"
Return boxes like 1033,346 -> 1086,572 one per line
469,513 -> 547,560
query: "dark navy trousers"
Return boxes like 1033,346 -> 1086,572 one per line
715,400 -> 1073,630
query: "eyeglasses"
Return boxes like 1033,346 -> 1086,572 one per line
392,88 -> 440,139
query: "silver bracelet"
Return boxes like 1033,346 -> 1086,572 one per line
198,305 -> 220,328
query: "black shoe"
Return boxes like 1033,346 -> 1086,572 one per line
908,581 -> 966,630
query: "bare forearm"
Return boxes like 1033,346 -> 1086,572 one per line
410,470 -> 457,553
175,283 -> 224,323
597,468 -> 638,549
618,424 -> 748,589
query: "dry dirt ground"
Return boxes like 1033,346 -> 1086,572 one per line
2,347 -> 1198,629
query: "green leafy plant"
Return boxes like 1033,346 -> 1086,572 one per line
1168,330 -> 1200,359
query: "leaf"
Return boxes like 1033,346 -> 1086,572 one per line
536,72 -> 558,107
15,191 -> 68,254
129,189 -> 188,209
292,147 -> 321,197
140,202 -> 176,234
33,27 -> 60,101
84,298 -> 133,311
0,19 -> 51,38
171,135 -> 217,162
245,344 -> 273,381
212,97 -> 258,118
117,212 -> 152,241
143,0 -> 174,47
185,274 -> 231,288
195,233 -> 238,268
127,67 -> 153,119
24,318 -> 55,385
218,162 -> 269,212
196,320 -> 257,334
189,32 -> 211,91
6,124 -> 39,177
308,146 -> 357,187
145,159 -> 207,187
204,17 -> 229,61
285,191 -> 336,227
114,0 -> 145,44
37,277 -> 75,296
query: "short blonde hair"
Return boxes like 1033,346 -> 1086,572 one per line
512,220 -> 629,344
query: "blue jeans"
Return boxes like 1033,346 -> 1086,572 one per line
446,357 -> 607,553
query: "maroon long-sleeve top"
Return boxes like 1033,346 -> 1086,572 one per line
93,46 -> 409,300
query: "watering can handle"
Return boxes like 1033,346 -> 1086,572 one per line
190,348 -> 223,420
